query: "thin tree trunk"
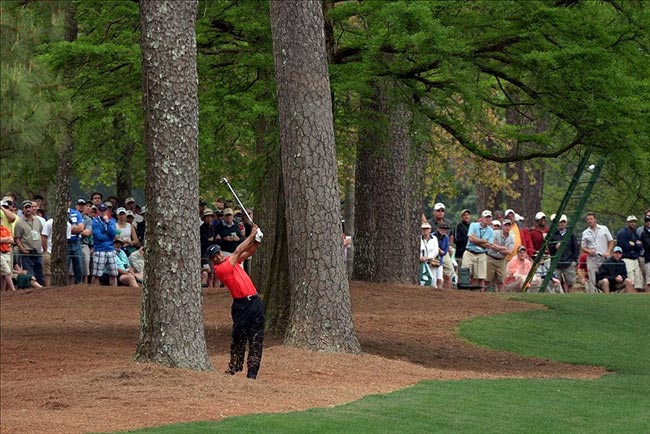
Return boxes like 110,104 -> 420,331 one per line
269,0 -> 360,353
114,112 -> 133,204
135,0 -> 212,370
51,1 -> 77,287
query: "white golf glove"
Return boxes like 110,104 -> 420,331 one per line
255,228 -> 263,243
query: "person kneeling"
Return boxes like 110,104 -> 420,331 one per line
596,246 -> 634,293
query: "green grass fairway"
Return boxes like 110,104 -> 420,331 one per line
113,295 -> 650,434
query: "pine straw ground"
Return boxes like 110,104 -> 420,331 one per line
0,282 -> 604,434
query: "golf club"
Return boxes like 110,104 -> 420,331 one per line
220,177 -> 254,224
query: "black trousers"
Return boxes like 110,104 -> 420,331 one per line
229,296 -> 265,378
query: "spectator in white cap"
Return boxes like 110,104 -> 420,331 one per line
581,212 -> 614,293
530,211 -> 549,256
616,215 -> 643,290
503,208 -> 533,260
486,218 -> 514,292
419,222 -> 439,287
115,207 -> 140,256
428,202 -> 454,289
548,214 -> 579,292
124,197 -> 143,225
462,209 -> 495,291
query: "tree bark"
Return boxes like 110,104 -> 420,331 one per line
135,0 -> 212,371
269,0 -> 360,353
251,113 -> 291,337
51,0 -> 77,287
353,85 -> 423,284
504,105 -> 548,226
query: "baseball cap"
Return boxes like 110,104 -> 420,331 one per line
125,210 -> 135,217
517,245 -> 527,252
535,211 -> 546,220
460,209 -> 470,216
626,215 -> 637,222
492,220 -> 501,227
434,202 -> 445,211
505,209 -> 515,217
116,207 -> 127,215
103,201 -> 113,208
97,204 -> 108,211
21,200 -> 32,208
503,219 -> 512,225
481,210 -> 492,218
421,222 -> 432,229
613,246 -> 623,253
438,222 -> 450,229
515,213 -> 524,221
223,208 -> 233,215
76,198 -> 86,205
140,206 -> 147,214
202,208 -> 215,217
560,214 -> 568,222
125,197 -> 136,204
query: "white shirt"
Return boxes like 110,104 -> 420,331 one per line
581,224 -> 613,257
41,219 -> 72,254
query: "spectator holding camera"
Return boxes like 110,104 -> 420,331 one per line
1,196 -> 18,234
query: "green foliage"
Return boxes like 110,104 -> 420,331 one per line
0,1 -> 66,197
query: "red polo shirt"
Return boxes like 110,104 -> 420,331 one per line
214,258 -> 257,299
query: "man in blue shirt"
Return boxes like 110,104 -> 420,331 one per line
68,199 -> 85,284
461,210 -> 495,290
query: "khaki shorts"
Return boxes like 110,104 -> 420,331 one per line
486,256 -> 506,284
557,262 -> 577,286
462,250 -> 487,280
443,252 -> 453,277
1,252 -> 12,276
43,251 -> 51,275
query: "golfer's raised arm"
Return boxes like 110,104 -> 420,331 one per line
229,225 -> 259,266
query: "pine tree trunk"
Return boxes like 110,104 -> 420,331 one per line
135,0 -> 212,371
504,105 -> 547,225
251,113 -> 291,337
51,1 -> 77,287
269,0 -> 360,353
353,85 -> 423,284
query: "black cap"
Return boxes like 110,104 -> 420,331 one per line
77,198 -> 87,205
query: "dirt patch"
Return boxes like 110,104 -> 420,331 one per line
1,282 -> 605,434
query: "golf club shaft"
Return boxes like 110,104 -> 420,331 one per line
221,178 -> 254,224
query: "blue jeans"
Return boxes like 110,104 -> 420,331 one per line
20,252 -> 44,286
67,241 -> 84,284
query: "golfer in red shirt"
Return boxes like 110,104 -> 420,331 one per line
207,224 -> 264,379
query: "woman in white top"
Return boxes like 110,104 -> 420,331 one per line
419,222 -> 439,287
115,207 -> 140,255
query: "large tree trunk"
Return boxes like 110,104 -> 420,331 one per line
353,85 -> 423,283
51,1 -> 77,287
251,113 -> 291,337
135,0 -> 212,371
269,0 -> 360,353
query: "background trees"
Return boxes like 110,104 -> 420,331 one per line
1,0 -> 648,363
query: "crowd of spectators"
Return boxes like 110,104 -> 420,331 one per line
420,204 -> 650,293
